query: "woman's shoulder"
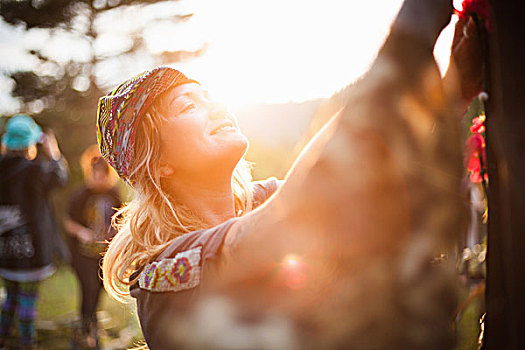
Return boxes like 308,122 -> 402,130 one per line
252,177 -> 283,208
252,176 -> 282,190
159,219 -> 238,261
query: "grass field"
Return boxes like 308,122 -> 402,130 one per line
1,263 -> 143,349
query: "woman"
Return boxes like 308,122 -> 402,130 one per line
98,0 -> 482,346
63,145 -> 121,349
98,68 -> 280,348
0,114 -> 69,349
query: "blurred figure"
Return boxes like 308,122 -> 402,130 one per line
63,145 -> 121,349
0,114 -> 69,350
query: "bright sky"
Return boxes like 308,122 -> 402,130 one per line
170,0 -> 405,106
158,0 -> 457,107
0,0 -> 460,112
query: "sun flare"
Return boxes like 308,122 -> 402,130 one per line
157,0 -> 412,107
139,0 -> 458,108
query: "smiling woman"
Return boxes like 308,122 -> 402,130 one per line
97,66 -> 282,348
97,66 -> 280,302
95,0 -> 481,345
154,83 -> 249,190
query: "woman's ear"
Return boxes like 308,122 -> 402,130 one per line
159,164 -> 174,177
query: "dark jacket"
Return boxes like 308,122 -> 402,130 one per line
0,154 -> 69,269
67,185 -> 121,258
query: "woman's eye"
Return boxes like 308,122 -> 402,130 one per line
179,102 -> 196,113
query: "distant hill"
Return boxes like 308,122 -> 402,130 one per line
232,99 -> 325,179
233,99 -> 325,148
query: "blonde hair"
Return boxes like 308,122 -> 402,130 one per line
103,105 -> 254,301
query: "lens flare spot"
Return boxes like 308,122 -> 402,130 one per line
284,254 -> 300,268
282,254 -> 307,290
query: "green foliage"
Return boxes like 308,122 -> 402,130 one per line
455,284 -> 484,350
0,0 -> 199,113
247,142 -> 298,181
454,97 -> 487,350
0,0 -> 176,29
0,0 -> 73,28
37,264 -> 79,320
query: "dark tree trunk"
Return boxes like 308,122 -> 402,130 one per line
485,0 -> 525,348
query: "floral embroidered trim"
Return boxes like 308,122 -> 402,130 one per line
138,246 -> 202,292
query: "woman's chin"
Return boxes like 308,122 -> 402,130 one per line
231,137 -> 249,160
215,131 -> 248,151
224,137 -> 249,166
202,130 -> 249,168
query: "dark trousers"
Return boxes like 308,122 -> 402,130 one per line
71,253 -> 103,331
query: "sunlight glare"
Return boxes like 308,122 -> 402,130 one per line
283,254 -> 301,268
166,0 -> 404,107
145,0 -> 456,107
282,253 -> 307,290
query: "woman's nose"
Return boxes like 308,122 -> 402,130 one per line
208,103 -> 229,120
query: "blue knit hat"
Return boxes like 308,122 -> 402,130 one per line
1,114 -> 42,150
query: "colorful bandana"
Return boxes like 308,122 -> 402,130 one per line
97,66 -> 197,183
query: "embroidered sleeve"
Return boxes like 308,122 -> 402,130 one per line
139,246 -> 202,292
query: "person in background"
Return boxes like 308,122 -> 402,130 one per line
63,145 -> 121,349
0,114 -> 69,350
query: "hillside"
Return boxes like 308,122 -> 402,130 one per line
232,98 -> 325,179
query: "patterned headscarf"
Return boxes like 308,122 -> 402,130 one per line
97,67 -> 197,183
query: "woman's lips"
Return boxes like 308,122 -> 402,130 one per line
210,121 -> 236,135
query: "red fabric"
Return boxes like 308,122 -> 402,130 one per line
464,115 -> 487,184
470,115 -> 486,134
455,0 -> 492,31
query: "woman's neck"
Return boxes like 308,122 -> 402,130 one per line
165,176 -> 236,227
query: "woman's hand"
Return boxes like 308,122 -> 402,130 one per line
64,217 -> 95,244
77,227 -> 96,244
450,16 -> 484,103
441,15 -> 484,112
41,129 -> 62,161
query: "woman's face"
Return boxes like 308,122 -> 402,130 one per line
88,166 -> 112,192
155,83 -> 248,180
